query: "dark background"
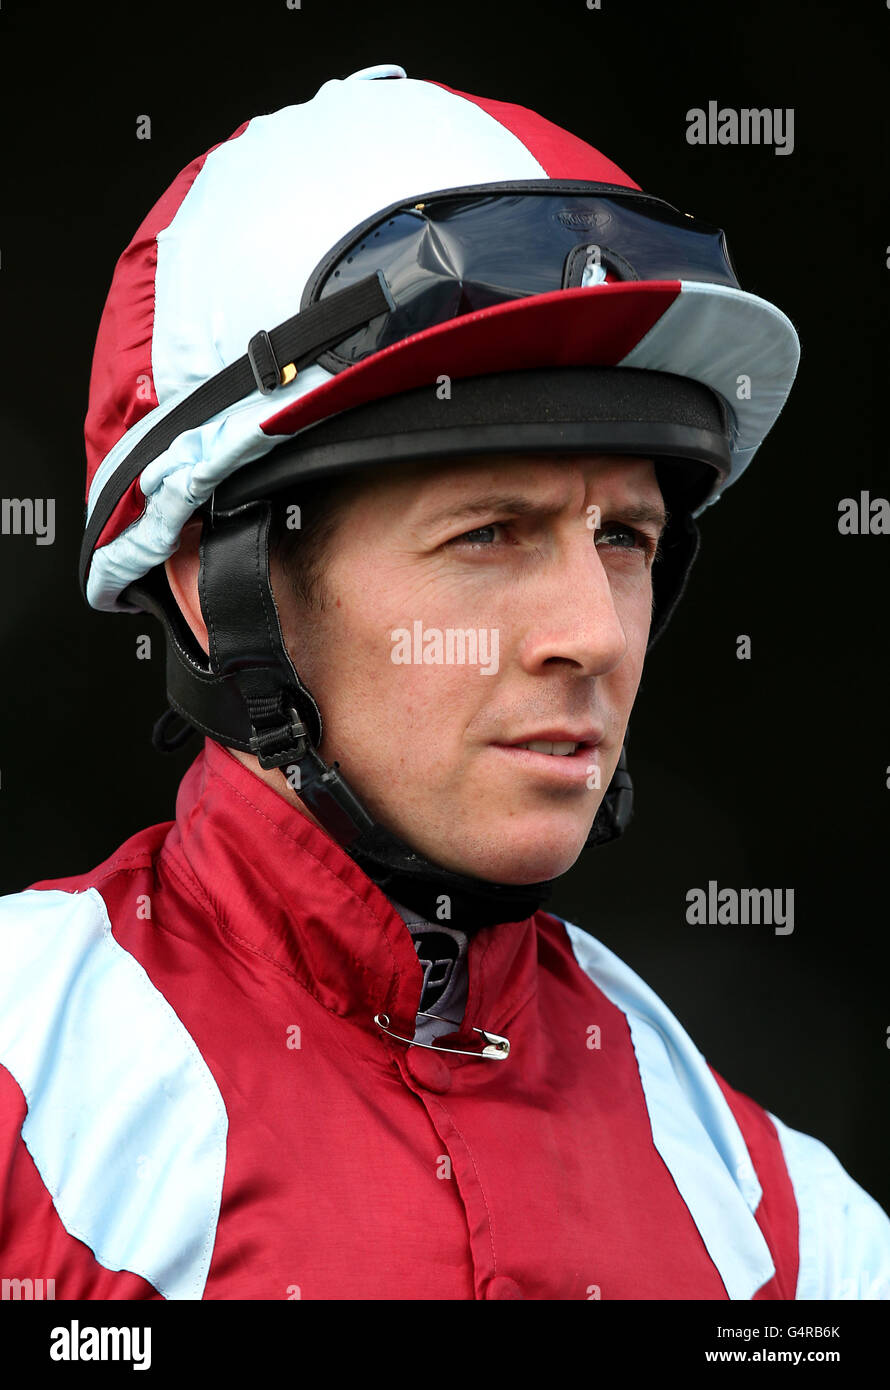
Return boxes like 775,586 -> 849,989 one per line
1,0 -> 887,1212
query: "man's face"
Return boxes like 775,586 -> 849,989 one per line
272,453 -> 665,885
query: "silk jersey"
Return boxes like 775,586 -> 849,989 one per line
1,738 -> 888,1300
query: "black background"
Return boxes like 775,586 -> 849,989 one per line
1,0 -> 888,1216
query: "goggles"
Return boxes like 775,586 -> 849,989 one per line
301,180 -> 741,372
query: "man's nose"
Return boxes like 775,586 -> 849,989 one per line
515,530 -> 630,677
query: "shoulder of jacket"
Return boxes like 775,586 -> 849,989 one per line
551,913 -> 777,1295
766,1109 -> 890,1299
0,890 -> 108,1129
0,882 -> 112,959
0,884 -> 226,1300
553,913 -> 762,1177
22,818 -> 169,900
554,913 -> 890,1299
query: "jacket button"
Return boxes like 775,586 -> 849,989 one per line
484,1276 -> 524,1300
405,1047 -> 452,1092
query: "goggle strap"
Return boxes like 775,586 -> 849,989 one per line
80,269 -> 392,597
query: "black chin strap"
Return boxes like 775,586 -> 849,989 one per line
129,499 -> 639,932
345,825 -> 553,931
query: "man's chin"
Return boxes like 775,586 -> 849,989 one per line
472,847 -> 586,886
346,790 -> 596,886
428,819 -> 593,886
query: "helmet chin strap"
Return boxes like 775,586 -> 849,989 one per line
132,486 -> 698,933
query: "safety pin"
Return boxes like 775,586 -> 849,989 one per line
373,1011 -> 510,1061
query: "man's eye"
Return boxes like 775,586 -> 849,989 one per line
445,519 -> 658,558
448,523 -> 503,547
595,522 -> 658,560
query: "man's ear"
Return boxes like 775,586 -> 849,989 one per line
164,517 -> 210,656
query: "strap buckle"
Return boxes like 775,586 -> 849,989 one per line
248,704 -> 309,769
247,329 -> 296,395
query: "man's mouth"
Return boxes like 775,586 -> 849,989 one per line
488,730 -> 604,779
512,740 -> 581,757
496,728 -> 603,756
